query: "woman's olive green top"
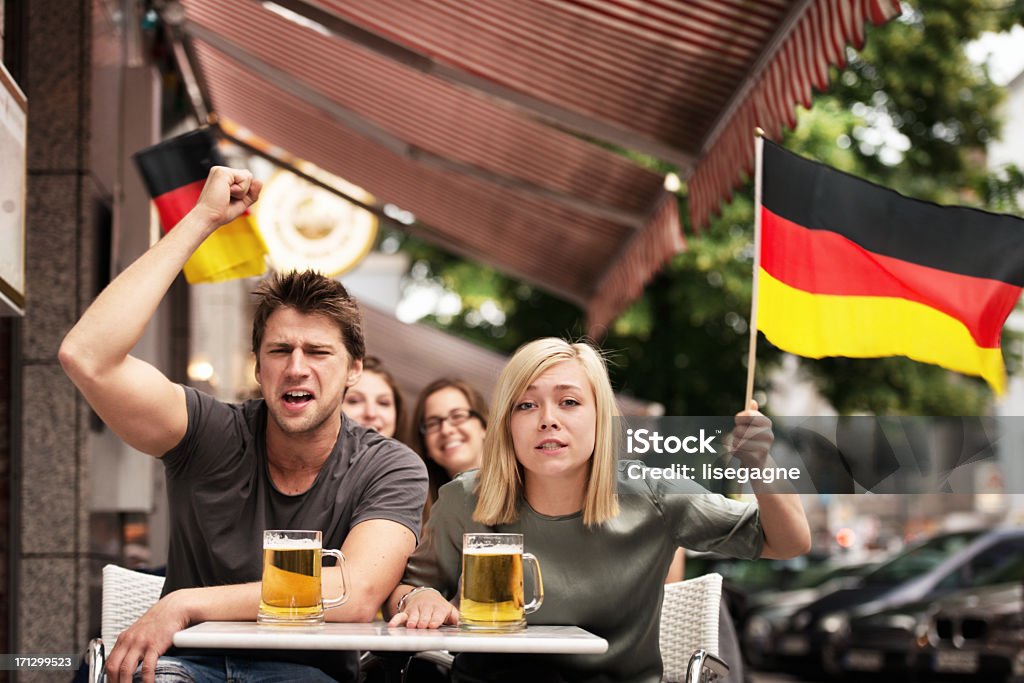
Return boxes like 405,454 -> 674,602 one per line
402,461 -> 764,683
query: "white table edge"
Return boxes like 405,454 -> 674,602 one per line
173,621 -> 608,655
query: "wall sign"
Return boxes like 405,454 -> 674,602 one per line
256,166 -> 377,278
0,63 -> 26,316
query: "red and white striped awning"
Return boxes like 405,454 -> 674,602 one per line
173,0 -> 899,335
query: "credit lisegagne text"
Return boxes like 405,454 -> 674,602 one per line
623,428 -> 802,484
625,462 -> 801,485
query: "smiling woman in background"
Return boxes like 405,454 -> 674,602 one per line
410,378 -> 489,522
343,356 -> 405,440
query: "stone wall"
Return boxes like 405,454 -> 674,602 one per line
0,319 -> 11,672
16,1 -> 95,677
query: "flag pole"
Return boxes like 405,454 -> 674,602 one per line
745,129 -> 766,408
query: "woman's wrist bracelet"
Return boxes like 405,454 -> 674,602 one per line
397,586 -> 441,613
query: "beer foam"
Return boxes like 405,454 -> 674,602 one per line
264,534 -> 320,550
464,545 -> 521,555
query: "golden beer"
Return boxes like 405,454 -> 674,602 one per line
259,543 -> 323,623
257,530 -> 347,626
459,533 -> 542,632
460,549 -> 526,629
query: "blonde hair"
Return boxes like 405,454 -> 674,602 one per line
473,338 -> 620,527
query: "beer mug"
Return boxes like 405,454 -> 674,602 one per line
257,530 -> 348,625
459,533 -> 543,631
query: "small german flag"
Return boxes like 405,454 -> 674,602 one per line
133,128 -> 267,284
757,139 -> 1024,394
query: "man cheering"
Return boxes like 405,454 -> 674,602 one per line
60,167 -> 427,682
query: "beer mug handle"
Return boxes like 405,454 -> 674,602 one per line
322,548 -> 349,610
522,552 -> 543,614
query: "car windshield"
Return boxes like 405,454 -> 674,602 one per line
864,531 -> 982,586
976,554 -> 1024,587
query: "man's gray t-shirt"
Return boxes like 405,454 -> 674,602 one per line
162,386 -> 428,594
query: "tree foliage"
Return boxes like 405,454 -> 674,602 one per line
394,0 -> 1024,416
787,0 -> 1024,414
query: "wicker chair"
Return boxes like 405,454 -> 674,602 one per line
86,564 -> 166,683
660,573 -> 730,683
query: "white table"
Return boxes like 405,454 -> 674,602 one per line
174,621 -> 609,655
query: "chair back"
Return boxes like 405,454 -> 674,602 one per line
100,565 -> 165,649
659,573 -> 723,682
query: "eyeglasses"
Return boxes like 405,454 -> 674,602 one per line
421,408 -> 481,434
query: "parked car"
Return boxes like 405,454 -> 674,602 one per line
741,560 -> 877,670
773,528 -> 1024,676
916,555 -> 1024,682
831,546 -> 1024,679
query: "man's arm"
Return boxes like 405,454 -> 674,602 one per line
326,518 -> 418,622
730,400 -> 812,560
104,519 -> 415,682
58,167 -> 261,456
104,582 -> 261,683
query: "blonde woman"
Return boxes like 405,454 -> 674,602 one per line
386,338 -> 810,683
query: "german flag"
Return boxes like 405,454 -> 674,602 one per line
133,128 -> 267,284
757,139 -> 1024,394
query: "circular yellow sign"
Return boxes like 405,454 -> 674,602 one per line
256,168 -> 377,277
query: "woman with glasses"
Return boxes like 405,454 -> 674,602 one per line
410,379 -> 489,522
342,356 -> 405,440
386,338 -> 810,683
